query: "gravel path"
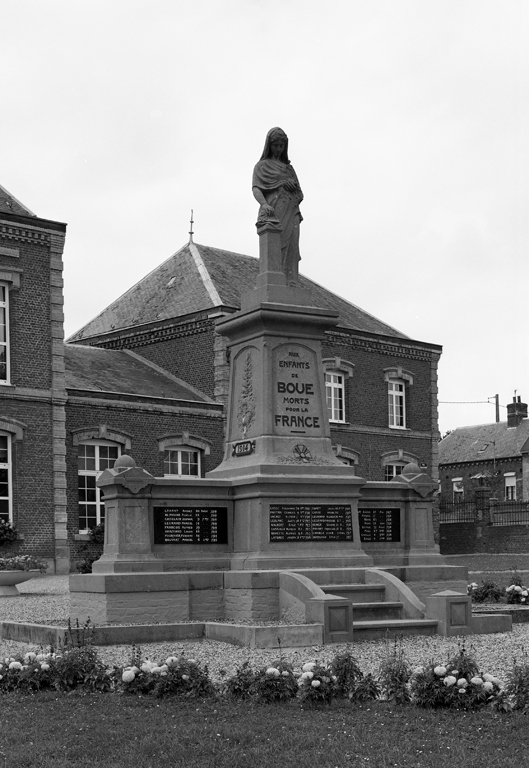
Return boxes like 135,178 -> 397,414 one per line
1,575 -> 528,684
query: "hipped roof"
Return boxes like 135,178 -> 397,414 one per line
68,242 -> 409,342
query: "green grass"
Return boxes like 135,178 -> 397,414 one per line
0,694 -> 528,768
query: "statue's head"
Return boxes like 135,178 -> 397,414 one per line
260,127 -> 290,163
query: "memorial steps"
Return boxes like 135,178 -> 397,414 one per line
319,582 -> 439,640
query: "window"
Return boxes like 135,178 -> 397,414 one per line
384,367 -> 413,429
384,463 -> 405,481
0,284 -> 9,384
505,473 -> 517,501
332,444 -> 359,471
452,478 -> 464,503
0,433 -> 11,521
322,358 -> 354,424
157,432 -> 211,478
78,441 -> 120,532
163,448 -> 200,477
388,380 -> 406,428
325,372 -> 345,422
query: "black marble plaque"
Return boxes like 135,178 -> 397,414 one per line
153,507 -> 228,544
358,508 -> 401,542
269,504 -> 353,542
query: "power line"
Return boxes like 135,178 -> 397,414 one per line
439,400 -> 506,408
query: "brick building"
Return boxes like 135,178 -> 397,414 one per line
438,396 -> 529,504
1,184 -> 443,571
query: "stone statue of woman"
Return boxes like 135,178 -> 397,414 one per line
252,127 -> 303,286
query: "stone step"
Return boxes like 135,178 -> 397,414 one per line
353,619 -> 438,641
319,584 -> 386,602
351,601 -> 403,621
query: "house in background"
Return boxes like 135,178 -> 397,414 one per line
438,396 -> 529,504
1,181 -> 443,571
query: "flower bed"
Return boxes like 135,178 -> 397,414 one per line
0,633 -> 528,713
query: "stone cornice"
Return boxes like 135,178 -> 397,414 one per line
331,423 -> 432,440
94,317 -> 213,349
66,394 -> 224,418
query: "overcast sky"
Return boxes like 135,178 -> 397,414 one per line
2,0 -> 527,434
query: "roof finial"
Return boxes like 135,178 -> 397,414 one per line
189,209 -> 194,243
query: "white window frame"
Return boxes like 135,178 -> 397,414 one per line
322,358 -> 354,424
78,439 -> 121,533
325,371 -> 345,423
504,473 -> 517,501
452,478 -> 464,503
0,283 -> 10,385
0,432 -> 12,522
163,446 -> 201,478
384,462 -> 406,481
388,380 -> 406,429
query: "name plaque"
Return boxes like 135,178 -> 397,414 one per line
269,504 -> 353,542
358,508 -> 401,542
153,507 -> 228,545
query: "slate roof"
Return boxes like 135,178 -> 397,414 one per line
68,242 -> 409,342
438,420 -> 529,464
0,184 -> 36,217
65,344 -> 212,403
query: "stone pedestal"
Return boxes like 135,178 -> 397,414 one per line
207,223 -> 372,569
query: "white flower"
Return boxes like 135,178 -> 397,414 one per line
515,586 -> 523,593
506,585 -> 515,592
160,665 -> 168,672
458,688 -> 467,694
451,670 -> 459,676
141,662 -> 155,673
187,659 -> 196,665
40,663 -> 50,671
122,669 -> 136,683
523,591 -> 528,597
182,674 -> 190,681
8,661 -> 22,671
24,652 -> 37,663
160,671 -> 168,677
302,662 -> 316,672
131,666 -> 140,674
470,677 -> 483,686
457,678 -> 468,688
265,667 -> 280,677
483,673 -> 494,683
413,666 -> 425,675
300,671 -> 314,680
282,670 -> 290,677
443,676 -> 457,687
483,681 -> 494,693
311,680 -> 321,688
434,666 -> 447,677
150,666 -> 162,675
165,657 -> 179,667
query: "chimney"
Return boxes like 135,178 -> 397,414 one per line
507,395 -> 528,428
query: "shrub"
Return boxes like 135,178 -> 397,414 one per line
350,673 -> 381,703
297,662 -> 335,707
0,519 -> 20,547
153,656 -> 215,699
0,554 -> 47,572
505,569 -> 529,604
222,661 -> 257,701
501,651 -> 529,711
468,580 -> 503,603
250,661 -> 298,704
331,647 -> 363,698
76,523 -> 105,574
378,636 -> 412,704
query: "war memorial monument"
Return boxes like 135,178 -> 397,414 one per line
68,128 -> 510,647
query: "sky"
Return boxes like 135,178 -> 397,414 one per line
1,0 -> 527,435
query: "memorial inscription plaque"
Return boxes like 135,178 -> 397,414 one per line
269,504 -> 353,542
153,507 -> 228,545
358,508 -> 401,542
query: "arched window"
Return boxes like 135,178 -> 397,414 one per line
381,450 -> 420,482
332,444 -> 360,472
157,433 -> 211,479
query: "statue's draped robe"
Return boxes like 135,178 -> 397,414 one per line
252,159 -> 303,284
